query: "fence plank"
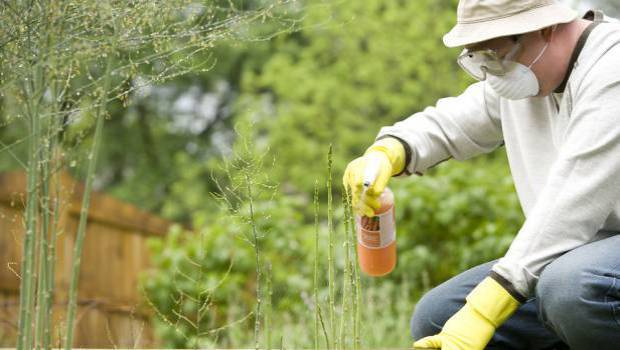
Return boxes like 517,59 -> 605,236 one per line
0,171 -> 173,347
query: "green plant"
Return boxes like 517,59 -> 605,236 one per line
132,0 -> 525,347
145,146 -> 521,348
1,1 -> 303,348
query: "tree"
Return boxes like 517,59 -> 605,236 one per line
236,0 -> 468,195
84,1 -> 304,223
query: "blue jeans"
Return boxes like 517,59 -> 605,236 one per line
410,234 -> 620,350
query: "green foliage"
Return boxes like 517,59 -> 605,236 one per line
390,153 -> 523,290
0,0 -> 527,347
143,134 -> 322,347
144,149 -> 523,348
142,0 -> 526,348
0,0 -> 305,347
238,0 -> 467,194
65,0 -> 472,226
70,1 -> 305,222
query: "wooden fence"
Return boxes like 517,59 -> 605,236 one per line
0,171 -> 174,347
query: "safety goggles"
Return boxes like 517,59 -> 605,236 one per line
457,41 -> 522,81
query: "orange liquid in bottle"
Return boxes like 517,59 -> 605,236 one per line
356,187 -> 396,277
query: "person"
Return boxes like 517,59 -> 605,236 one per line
342,1 -> 620,349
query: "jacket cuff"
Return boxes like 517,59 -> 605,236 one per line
375,135 -> 412,176
489,271 -> 528,304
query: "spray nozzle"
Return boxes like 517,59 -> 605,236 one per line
362,154 -> 382,194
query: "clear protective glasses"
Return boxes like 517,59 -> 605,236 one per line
457,41 -> 521,81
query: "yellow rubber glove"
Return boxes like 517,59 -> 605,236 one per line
343,138 -> 406,216
413,277 -> 521,350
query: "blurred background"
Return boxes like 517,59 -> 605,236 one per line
1,0 -> 618,348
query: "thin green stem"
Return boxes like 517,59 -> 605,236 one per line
313,181 -> 320,350
34,134 -> 51,349
344,189 -> 361,350
245,172 -> 262,350
16,25 -> 46,345
326,145 -> 336,350
44,24 -> 64,348
44,114 -> 63,349
0,139 -> 28,169
63,44 -> 114,350
45,186 -> 60,349
17,91 -> 40,350
339,190 -> 352,350
354,238 -> 362,349
317,303 -> 330,349
265,262 -> 272,350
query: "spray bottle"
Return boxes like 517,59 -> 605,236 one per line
355,156 -> 397,277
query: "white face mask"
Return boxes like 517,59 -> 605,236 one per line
487,40 -> 550,100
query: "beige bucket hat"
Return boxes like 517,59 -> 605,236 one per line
443,0 -> 579,47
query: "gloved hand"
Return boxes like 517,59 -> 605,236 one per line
343,137 -> 405,217
413,277 -> 521,350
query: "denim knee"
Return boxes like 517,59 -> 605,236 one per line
410,261 -> 496,341
410,286 -> 461,340
536,260 -> 577,337
410,289 -> 445,340
536,258 -> 616,345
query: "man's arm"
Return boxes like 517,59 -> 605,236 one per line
377,81 -> 504,176
492,46 -> 620,300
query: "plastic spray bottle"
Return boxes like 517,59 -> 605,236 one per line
355,158 -> 397,277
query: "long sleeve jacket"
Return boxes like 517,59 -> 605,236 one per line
377,13 -> 620,300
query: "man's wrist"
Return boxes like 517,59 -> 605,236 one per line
465,276 -> 521,328
488,270 -> 528,303
365,137 -> 407,176
375,135 -> 412,175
